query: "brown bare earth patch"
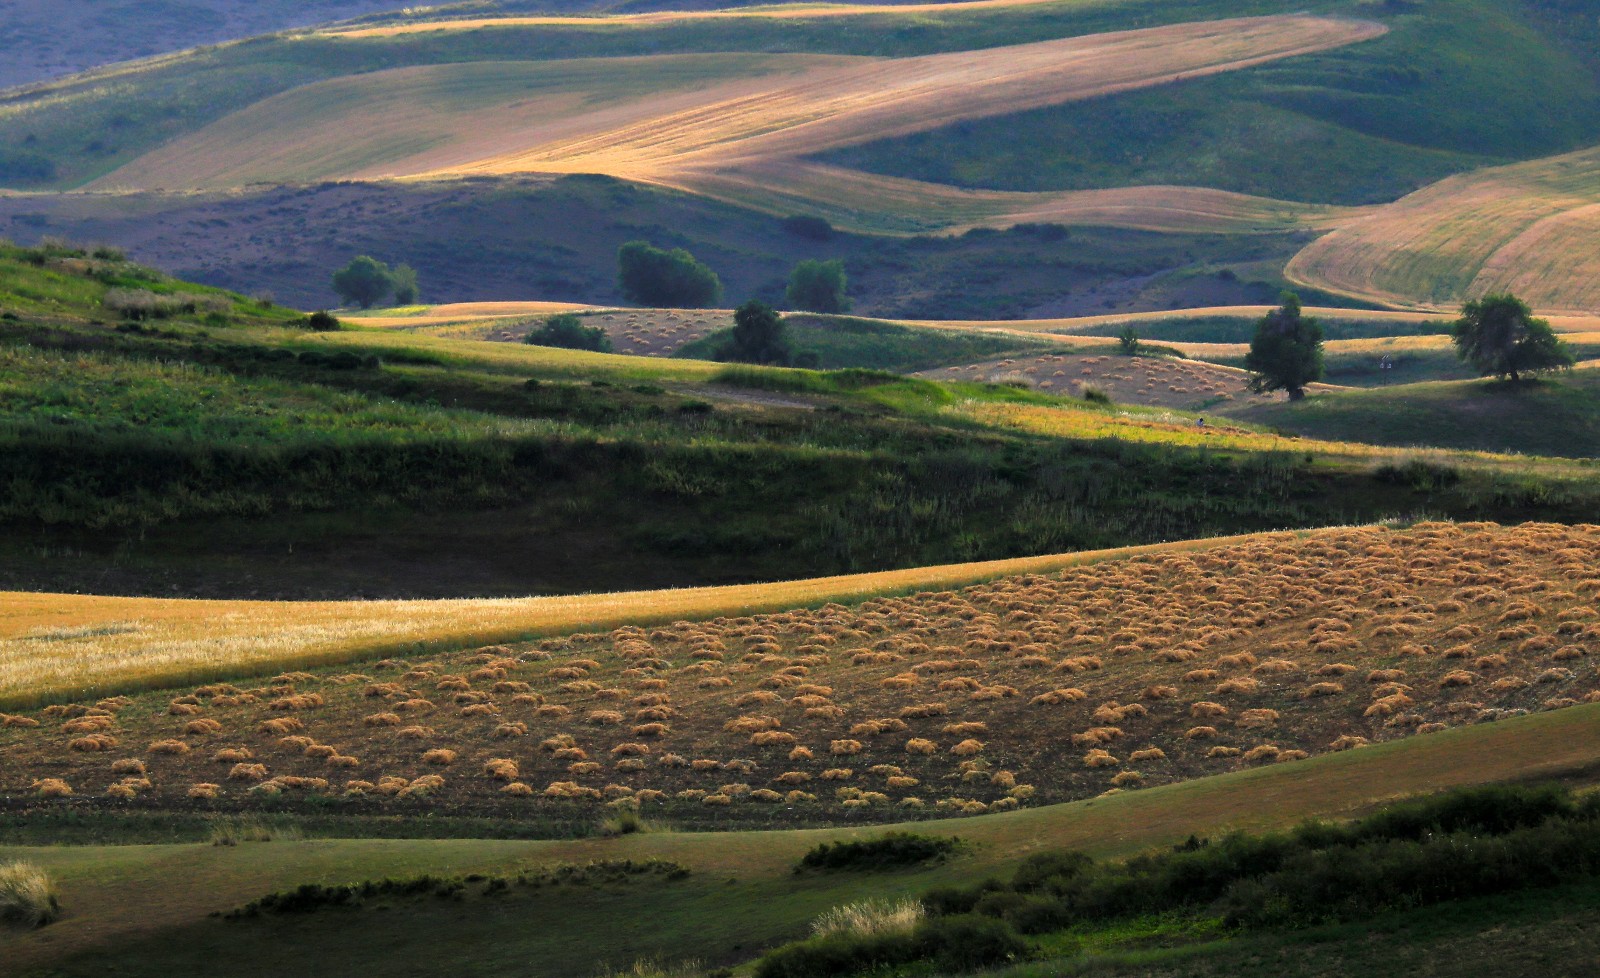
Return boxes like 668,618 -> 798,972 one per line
3,522 -> 1596,823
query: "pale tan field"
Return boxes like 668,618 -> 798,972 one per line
324,0 -> 1095,38
4,522 -> 1598,819
1288,144 -> 1600,314
0,536 -> 1267,709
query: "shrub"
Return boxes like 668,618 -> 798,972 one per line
798,833 -> 959,872
524,313 -> 613,352
0,862 -> 60,927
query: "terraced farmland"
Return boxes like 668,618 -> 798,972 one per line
4,522 -> 1597,823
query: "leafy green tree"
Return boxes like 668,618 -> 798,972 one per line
523,313 -> 612,352
390,264 -> 420,305
716,300 -> 793,366
1450,293 -> 1574,381
331,255 -> 393,309
785,259 -> 849,313
616,241 -> 722,308
1245,292 -> 1324,400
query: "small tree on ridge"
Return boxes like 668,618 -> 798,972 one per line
1450,293 -> 1573,381
331,255 -> 394,309
1245,292 -> 1324,401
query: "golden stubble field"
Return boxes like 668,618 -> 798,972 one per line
3,522 -> 1596,822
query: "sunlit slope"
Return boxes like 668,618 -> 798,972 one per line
1288,144 -> 1600,314
95,14 -> 1385,212
90,54 -> 862,191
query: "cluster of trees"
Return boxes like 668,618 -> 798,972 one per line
1245,290 -> 1573,399
331,256 -> 419,309
612,238 -> 849,367
615,240 -> 849,315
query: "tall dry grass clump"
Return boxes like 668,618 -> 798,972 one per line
811,897 -> 925,939
0,861 -> 61,927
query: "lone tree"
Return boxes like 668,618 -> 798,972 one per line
523,313 -> 612,353
616,241 -> 722,308
331,255 -> 394,309
785,258 -> 848,313
716,300 -> 793,366
1117,324 -> 1141,356
1450,293 -> 1573,381
390,264 -> 420,306
1245,292 -> 1324,400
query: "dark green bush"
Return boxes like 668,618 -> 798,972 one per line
797,832 -> 960,872
524,313 -> 612,352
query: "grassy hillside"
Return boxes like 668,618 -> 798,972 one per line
676,314 -> 1066,371
1286,143 -> 1600,314
816,0 -> 1600,205
1232,370 -> 1600,458
6,242 -> 1600,603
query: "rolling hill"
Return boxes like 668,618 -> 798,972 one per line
4,521 -> 1600,977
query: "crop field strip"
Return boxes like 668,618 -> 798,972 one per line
3,522 -> 1597,822
1288,144 -> 1600,314
323,0 -> 1100,38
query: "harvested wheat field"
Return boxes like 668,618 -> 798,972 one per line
3,522 -> 1596,821
915,353 -> 1333,409
1288,143 -> 1600,315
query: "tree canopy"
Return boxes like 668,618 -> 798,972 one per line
390,264 -> 420,306
1245,292 -> 1324,400
330,255 -> 395,309
523,313 -> 612,353
1450,293 -> 1574,381
786,259 -> 849,313
617,241 -> 723,308
716,300 -> 793,366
